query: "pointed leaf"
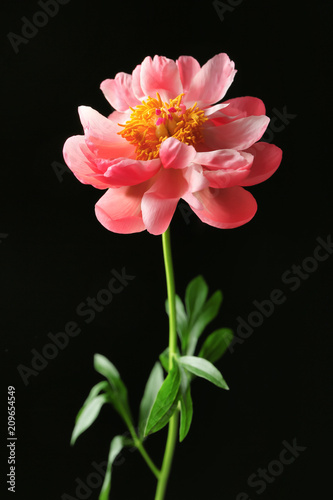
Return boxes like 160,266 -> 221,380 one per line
71,393 -> 110,445
187,290 -> 223,355
145,363 -> 181,436
138,362 -> 164,438
185,275 -> 209,324
178,356 -> 229,390
94,353 -> 132,422
199,328 -> 234,364
99,435 -> 127,500
75,381 -> 109,423
179,368 -> 193,442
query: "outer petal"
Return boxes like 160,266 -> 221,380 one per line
184,53 -> 236,106
63,135 -> 111,189
131,64 -> 145,100
176,56 -> 201,92
100,73 -> 141,112
194,149 -> 253,170
140,55 -> 183,102
222,96 -> 266,118
194,149 -> 254,188
99,157 -> 161,187
159,137 -> 196,170
189,186 -> 257,229
95,183 -> 150,234
78,106 -> 135,158
203,115 -> 270,151
240,142 -> 282,186
141,169 -> 188,235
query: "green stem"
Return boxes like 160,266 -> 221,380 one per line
123,415 -> 161,480
154,227 -> 179,500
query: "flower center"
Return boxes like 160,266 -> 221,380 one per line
118,93 -> 207,161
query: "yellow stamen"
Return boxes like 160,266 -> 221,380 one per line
118,93 -> 207,160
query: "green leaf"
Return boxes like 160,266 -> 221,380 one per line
186,290 -> 223,356
145,363 -> 181,436
71,393 -> 110,445
99,435 -> 127,500
179,368 -> 193,442
198,328 -> 234,364
138,362 -> 164,438
178,356 -> 229,390
159,347 -> 170,373
75,381 -> 109,423
165,294 -> 188,342
185,275 -> 209,324
94,354 -> 132,422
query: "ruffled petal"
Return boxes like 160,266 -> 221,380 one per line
78,106 -> 135,158
194,149 -> 254,188
98,157 -> 161,187
190,186 -> 257,229
222,96 -> 266,118
141,169 -> 188,235
95,183 -> 150,234
140,55 -> 183,102
63,135 -> 111,189
203,115 -> 270,151
209,96 -> 266,126
159,137 -> 196,169
176,56 -> 201,92
100,73 -> 141,112
240,142 -> 282,186
184,53 -> 236,106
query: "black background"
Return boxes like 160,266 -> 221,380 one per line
1,0 -> 332,499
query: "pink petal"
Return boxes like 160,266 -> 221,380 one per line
190,186 -> 257,229
100,157 -> 161,187
194,149 -> 253,170
159,137 -> 196,169
209,97 -> 266,126
184,53 -> 236,106
63,135 -> 111,189
100,73 -> 141,112
132,63 -> 145,101
78,106 -> 135,158
222,96 -> 266,118
176,56 -> 201,92
107,109 -> 132,125
194,149 -> 254,188
184,164 -> 210,193
140,55 -> 183,102
141,169 -> 188,235
203,115 -> 270,151
240,142 -> 282,186
203,102 -> 231,118
95,183 -> 150,234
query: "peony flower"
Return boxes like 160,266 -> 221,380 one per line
63,53 -> 282,235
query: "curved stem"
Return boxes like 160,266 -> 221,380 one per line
155,227 -> 179,500
123,415 -> 160,479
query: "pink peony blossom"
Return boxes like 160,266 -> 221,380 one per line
63,54 -> 282,235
